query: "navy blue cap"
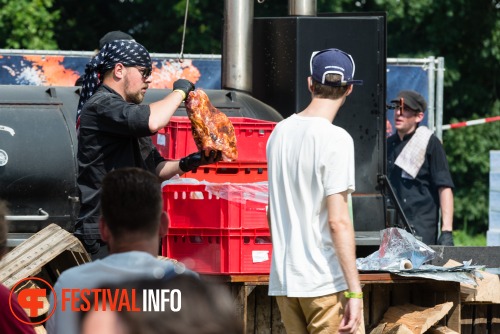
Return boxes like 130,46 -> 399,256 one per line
310,48 -> 363,87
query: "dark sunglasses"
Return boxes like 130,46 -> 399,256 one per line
387,97 -> 405,110
387,97 -> 420,114
134,66 -> 152,79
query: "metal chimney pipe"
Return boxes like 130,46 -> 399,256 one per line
222,0 -> 254,92
288,0 -> 317,16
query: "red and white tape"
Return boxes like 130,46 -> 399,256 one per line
442,116 -> 500,130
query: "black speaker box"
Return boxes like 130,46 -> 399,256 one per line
253,14 -> 387,232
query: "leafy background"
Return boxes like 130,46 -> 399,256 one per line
1,0 -> 499,244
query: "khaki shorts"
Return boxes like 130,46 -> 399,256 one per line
275,291 -> 365,334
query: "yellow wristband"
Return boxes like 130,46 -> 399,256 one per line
344,291 -> 363,299
173,89 -> 186,100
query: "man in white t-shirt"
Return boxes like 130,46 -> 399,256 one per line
266,48 -> 365,334
46,168 -> 194,334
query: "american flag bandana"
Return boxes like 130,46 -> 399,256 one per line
76,40 -> 152,130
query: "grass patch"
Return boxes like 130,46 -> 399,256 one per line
453,230 -> 487,246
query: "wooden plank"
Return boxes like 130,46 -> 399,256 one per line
362,284 -> 371,329
254,285 -> 271,334
205,273 -> 430,284
443,283 -> 461,333
472,304 -> 488,334
246,285 -> 256,334
460,304 -> 473,334
0,224 -> 90,288
369,284 -> 391,327
233,284 -> 251,334
491,304 -> 500,333
417,281 -> 461,332
445,259 -> 500,303
391,283 -> 411,306
359,273 -> 429,284
271,296 -> 286,334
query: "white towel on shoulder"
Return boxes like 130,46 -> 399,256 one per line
395,126 -> 433,179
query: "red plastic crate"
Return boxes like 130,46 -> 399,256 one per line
152,116 -> 276,162
162,183 -> 268,229
183,161 -> 267,182
163,227 -> 272,274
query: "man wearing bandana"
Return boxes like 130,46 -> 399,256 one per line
75,40 -> 221,259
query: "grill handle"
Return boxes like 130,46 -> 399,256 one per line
6,208 -> 49,221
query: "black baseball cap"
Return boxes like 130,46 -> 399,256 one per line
391,90 -> 427,113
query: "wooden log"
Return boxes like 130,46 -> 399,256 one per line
426,325 -> 459,333
381,302 -> 453,334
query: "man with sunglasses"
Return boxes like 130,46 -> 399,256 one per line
75,40 -> 221,259
387,90 -> 455,246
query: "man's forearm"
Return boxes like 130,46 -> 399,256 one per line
328,194 -> 362,293
439,187 -> 454,231
330,221 -> 362,293
156,160 -> 185,181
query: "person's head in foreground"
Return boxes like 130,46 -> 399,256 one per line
99,167 -> 167,255
80,275 -> 243,334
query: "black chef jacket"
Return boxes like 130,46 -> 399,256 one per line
387,129 -> 454,245
75,85 -> 165,240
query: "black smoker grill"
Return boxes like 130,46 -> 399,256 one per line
0,86 -> 80,246
0,85 -> 283,247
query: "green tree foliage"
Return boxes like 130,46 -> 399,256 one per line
52,0 -> 226,54
444,104 -> 500,234
0,0 -> 59,49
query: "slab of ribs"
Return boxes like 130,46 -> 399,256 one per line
185,89 -> 238,161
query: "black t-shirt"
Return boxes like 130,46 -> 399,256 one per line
387,130 -> 454,245
75,85 -> 165,240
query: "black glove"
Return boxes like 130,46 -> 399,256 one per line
179,150 -> 223,172
437,231 -> 454,246
173,79 -> 195,101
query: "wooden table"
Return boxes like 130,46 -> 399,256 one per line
204,273 -> 461,334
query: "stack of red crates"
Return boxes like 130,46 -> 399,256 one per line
153,116 -> 277,274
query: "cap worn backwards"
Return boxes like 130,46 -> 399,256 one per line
310,48 -> 363,87
391,90 -> 427,113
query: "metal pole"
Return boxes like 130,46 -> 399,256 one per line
288,0 -> 317,16
436,57 -> 445,141
222,0 -> 254,92
427,56 -> 435,132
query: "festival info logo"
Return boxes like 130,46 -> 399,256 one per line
9,277 -> 56,325
10,276 -> 182,325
